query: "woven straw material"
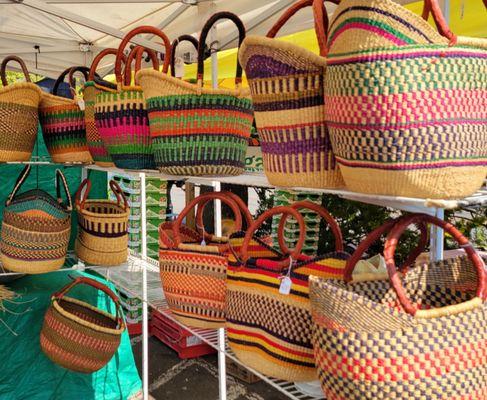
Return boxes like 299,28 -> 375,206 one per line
94,84 -> 155,170
310,256 -> 487,399
39,93 -> 93,163
325,0 -> 487,199
0,83 -> 42,161
240,37 -> 344,189
84,82 -> 114,167
41,296 -> 124,373
137,70 -> 253,176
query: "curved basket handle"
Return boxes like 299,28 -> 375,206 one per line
343,216 -> 429,282
197,12 -> 246,87
384,213 -> 486,316
124,46 -> 160,86
170,35 -> 199,78
52,66 -> 92,95
1,55 -> 31,86
421,0 -> 458,44
114,26 -> 171,85
88,48 -> 126,81
277,200 -> 344,254
55,169 -> 73,211
75,178 -> 91,210
109,180 -> 129,211
6,165 -> 31,206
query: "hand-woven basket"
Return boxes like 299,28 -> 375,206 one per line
40,276 -> 125,373
159,191 -> 253,329
310,213 -> 487,399
325,0 -> 487,198
137,12 -> 253,176
95,26 -> 170,170
0,56 -> 42,162
239,0 -> 343,189
39,66 -> 93,164
75,179 -> 130,266
0,166 -> 72,273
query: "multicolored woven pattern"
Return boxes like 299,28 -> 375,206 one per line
325,0 -> 487,198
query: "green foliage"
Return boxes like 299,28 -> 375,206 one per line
446,208 -> 487,250
4,70 -> 41,85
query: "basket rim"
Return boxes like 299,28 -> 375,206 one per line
0,81 -> 43,98
77,200 -> 130,219
2,219 -> 71,234
40,92 -> 78,108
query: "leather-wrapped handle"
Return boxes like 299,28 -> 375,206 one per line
421,0 -> 459,45
170,35 -> 199,78
124,45 -> 159,85
55,169 -> 72,212
52,66 -> 92,95
1,55 -> 31,86
109,180 -> 129,211
88,48 -> 126,81
6,165 -> 31,206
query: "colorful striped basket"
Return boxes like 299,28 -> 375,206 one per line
0,56 -> 42,162
41,276 -> 125,373
159,191 -> 253,329
75,179 -> 130,266
325,0 -> 487,198
0,165 -> 72,273
239,0 -> 343,189
39,66 -> 93,164
226,203 -> 350,382
310,213 -> 487,399
170,35 -> 199,78
137,12 -> 253,176
95,26 -> 170,170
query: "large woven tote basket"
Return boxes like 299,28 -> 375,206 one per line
41,276 -> 126,373
310,213 -> 487,399
0,165 -> 72,273
95,26 -> 170,170
159,191 -> 253,329
0,56 -> 42,162
137,12 -> 253,176
239,0 -> 343,189
39,66 -> 93,163
75,179 -> 130,266
325,0 -> 487,198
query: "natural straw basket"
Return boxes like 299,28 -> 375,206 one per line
170,35 -> 199,78
0,165 -> 72,273
75,179 -> 130,266
39,66 -> 93,163
95,26 -> 170,170
239,0 -> 343,189
0,56 -> 42,162
325,0 -> 487,198
137,12 -> 253,176
40,276 -> 125,373
310,213 -> 487,399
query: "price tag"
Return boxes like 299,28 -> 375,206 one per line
278,257 -> 294,295
77,98 -> 85,111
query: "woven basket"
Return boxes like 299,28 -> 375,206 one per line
40,276 -> 125,373
170,35 -> 199,78
310,213 -> 487,399
239,0 -> 343,189
75,179 -> 129,266
0,56 -> 42,162
159,191 -> 253,329
325,0 -> 487,198
95,26 -> 170,170
39,66 -> 93,164
0,166 -> 72,273
137,12 -> 253,176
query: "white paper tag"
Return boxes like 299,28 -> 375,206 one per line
279,276 -> 292,295
175,57 -> 185,78
77,98 -> 85,111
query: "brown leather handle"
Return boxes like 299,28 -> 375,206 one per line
55,169 -> 73,212
88,48 -> 126,81
115,26 -> 171,84
197,12 -> 246,86
343,216 -> 429,282
421,0 -> 458,44
109,180 -> 129,211
277,200 -> 344,254
384,213 -> 486,316
124,46 -> 160,86
52,66 -> 92,95
1,55 -> 31,86
170,35 -> 199,78
75,178 -> 91,210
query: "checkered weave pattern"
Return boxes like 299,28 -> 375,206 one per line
310,256 -> 487,399
325,0 -> 487,198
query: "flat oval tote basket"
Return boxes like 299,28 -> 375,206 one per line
0,166 -> 72,273
75,179 -> 130,266
39,66 -> 93,163
137,12 -> 253,176
239,0 -> 343,189
310,213 -> 487,399
0,56 -> 42,162
40,276 -> 126,373
325,0 -> 487,198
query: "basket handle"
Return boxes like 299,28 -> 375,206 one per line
384,213 -> 486,316
197,12 -> 246,88
114,26 -> 171,85
109,180 -> 129,211
343,216 -> 429,282
52,66 -> 92,95
88,48 -> 126,81
75,178 -> 91,210
170,35 -> 199,78
0,55 -> 31,86
55,169 -> 72,211
6,164 -> 31,206
277,200 -> 344,254
171,192 -> 243,249
421,0 -> 459,45
124,46 -> 160,86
